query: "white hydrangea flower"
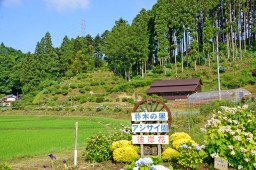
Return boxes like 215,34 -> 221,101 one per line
244,158 -> 250,162
234,136 -> 241,141
240,147 -> 247,153
250,150 -> 256,156
230,150 -> 235,155
246,137 -> 253,142
210,152 -> 219,158
227,145 -> 234,150
229,131 -> 235,135
238,165 -> 243,169
236,129 -> 241,134
200,128 -> 207,133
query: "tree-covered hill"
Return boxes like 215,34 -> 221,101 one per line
1,0 -> 256,106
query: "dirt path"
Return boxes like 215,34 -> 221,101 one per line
9,149 -> 125,170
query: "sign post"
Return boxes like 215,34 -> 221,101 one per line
131,111 -> 169,157
74,122 -> 78,166
214,157 -> 228,170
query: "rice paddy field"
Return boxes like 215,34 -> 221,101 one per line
0,114 -> 130,162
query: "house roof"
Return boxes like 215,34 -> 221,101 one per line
147,85 -> 198,93
0,94 -> 18,102
146,78 -> 202,94
150,78 -> 202,87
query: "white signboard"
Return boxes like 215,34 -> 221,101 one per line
131,112 -> 168,122
132,135 -> 169,144
214,157 -> 228,170
132,123 -> 169,133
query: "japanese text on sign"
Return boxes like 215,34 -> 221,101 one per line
214,157 -> 228,170
131,112 -> 168,122
132,123 -> 169,133
132,135 -> 169,144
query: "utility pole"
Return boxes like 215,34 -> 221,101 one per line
216,32 -> 221,99
81,18 -> 85,37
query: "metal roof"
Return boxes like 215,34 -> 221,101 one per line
147,85 -> 198,93
150,78 -> 202,87
146,78 -> 202,94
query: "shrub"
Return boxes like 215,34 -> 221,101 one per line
161,147 -> 180,161
113,106 -> 122,112
150,155 -> 163,165
0,162 -> 12,170
172,138 -> 196,150
84,133 -> 112,162
169,132 -> 196,150
61,89 -> 68,95
90,81 -> 100,86
96,97 -> 105,103
79,88 -> 86,94
201,106 -> 256,169
111,140 -> 139,152
200,99 -> 237,115
169,132 -> 191,142
96,105 -> 106,112
178,143 -> 207,169
69,83 -> 77,89
113,146 -> 139,163
121,97 -> 134,104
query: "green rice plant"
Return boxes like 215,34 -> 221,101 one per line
0,115 -> 129,161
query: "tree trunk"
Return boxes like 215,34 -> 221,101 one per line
239,3 -> 243,60
181,38 -> 184,72
243,2 -> 247,51
230,2 -> 235,61
226,32 -> 230,59
208,52 -> 210,67
185,30 -> 189,67
141,61 -> 144,78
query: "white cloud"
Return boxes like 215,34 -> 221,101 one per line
1,0 -> 22,7
44,0 -> 89,12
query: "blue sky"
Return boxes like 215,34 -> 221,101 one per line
0,0 -> 157,53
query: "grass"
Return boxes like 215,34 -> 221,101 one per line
0,115 -> 130,161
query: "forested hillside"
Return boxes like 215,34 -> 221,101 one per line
0,0 -> 256,103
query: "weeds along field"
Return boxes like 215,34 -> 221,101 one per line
0,114 -> 130,161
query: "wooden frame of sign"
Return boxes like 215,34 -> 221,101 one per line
131,98 -> 172,157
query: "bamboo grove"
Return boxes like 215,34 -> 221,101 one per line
1,0 -> 256,96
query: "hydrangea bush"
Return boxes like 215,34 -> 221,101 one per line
178,143 -> 207,169
135,157 -> 153,170
163,132 -> 207,169
111,140 -> 138,152
169,132 -> 196,150
111,139 -> 139,163
161,147 -> 180,161
201,106 -> 256,169
113,146 -> 139,163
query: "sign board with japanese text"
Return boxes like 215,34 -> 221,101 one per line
132,123 -> 169,133
130,99 -> 171,157
132,135 -> 169,144
131,112 -> 168,122
214,157 -> 228,170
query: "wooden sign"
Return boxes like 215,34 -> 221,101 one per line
214,157 -> 228,170
132,123 -> 169,133
132,135 -> 169,144
131,112 -> 168,121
